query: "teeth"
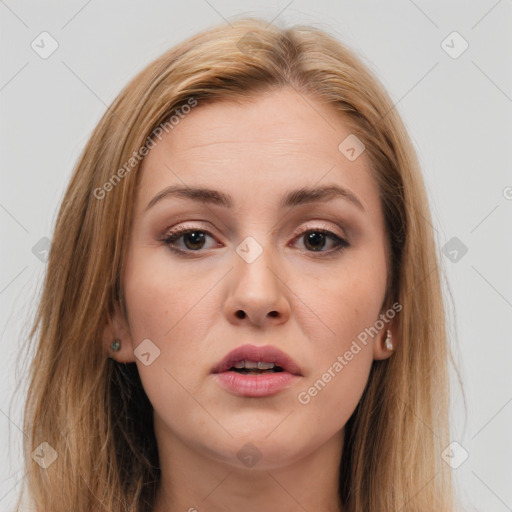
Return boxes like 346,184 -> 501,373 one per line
257,361 -> 275,370
232,360 -> 276,370
258,361 -> 275,370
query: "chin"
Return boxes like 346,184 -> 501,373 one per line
204,430 -> 313,470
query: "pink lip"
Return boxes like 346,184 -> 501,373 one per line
211,344 -> 303,398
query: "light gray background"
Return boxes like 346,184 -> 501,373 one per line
1,1 -> 511,511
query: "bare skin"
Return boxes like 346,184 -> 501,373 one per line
104,87 -> 397,512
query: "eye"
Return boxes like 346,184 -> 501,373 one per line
293,228 -> 349,254
163,227 -> 217,253
162,225 -> 350,256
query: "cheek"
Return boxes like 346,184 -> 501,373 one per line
293,249 -> 388,352
288,252 -> 385,424
122,248 -> 219,390
123,247 -> 208,340
291,283 -> 378,441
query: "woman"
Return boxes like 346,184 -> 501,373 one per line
17,17 -> 455,512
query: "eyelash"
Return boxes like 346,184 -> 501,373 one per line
162,224 -> 350,257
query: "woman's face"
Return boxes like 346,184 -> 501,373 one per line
108,87 -> 393,469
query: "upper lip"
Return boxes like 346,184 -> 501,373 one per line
211,344 -> 303,376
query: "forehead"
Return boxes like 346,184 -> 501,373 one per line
136,87 -> 381,217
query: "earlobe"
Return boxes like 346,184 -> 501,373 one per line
101,305 -> 136,363
373,327 -> 397,361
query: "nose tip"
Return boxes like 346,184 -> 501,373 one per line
227,250 -> 290,327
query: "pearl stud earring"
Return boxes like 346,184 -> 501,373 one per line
384,330 -> 393,351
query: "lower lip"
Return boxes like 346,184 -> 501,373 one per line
213,371 -> 300,397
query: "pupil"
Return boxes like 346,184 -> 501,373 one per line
305,232 -> 325,251
184,231 -> 205,250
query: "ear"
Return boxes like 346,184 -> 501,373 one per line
101,303 -> 136,363
372,322 -> 399,361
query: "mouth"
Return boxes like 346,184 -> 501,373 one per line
211,344 -> 303,376
227,361 -> 286,375
211,344 -> 302,398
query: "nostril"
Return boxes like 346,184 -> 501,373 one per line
236,310 -> 246,319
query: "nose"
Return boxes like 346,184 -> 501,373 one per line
223,240 -> 291,328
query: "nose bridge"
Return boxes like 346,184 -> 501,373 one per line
235,233 -> 280,294
226,232 -> 289,325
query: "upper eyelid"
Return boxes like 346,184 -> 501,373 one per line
163,221 -> 347,240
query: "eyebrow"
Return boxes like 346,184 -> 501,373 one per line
145,184 -> 365,212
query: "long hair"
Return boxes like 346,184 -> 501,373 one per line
15,16 -> 454,511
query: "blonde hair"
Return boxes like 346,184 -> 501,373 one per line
15,17 -> 454,511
